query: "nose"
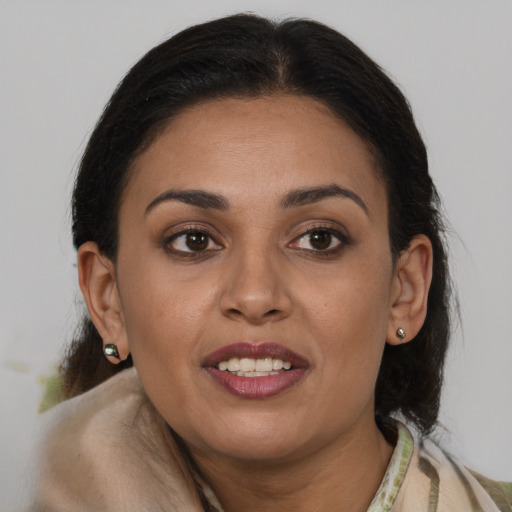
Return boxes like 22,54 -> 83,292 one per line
219,245 -> 293,324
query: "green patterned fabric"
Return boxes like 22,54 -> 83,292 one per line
367,421 -> 414,511
367,420 -> 512,512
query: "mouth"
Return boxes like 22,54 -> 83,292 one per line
203,342 -> 308,399
218,356 -> 292,377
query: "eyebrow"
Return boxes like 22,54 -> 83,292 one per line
145,183 -> 368,216
281,184 -> 368,215
145,189 -> 229,215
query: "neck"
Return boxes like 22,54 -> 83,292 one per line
190,415 -> 394,512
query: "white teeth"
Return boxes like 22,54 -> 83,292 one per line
227,358 -> 240,372
272,359 -> 284,370
236,371 -> 281,377
239,358 -> 256,372
255,357 -> 272,372
218,357 -> 293,374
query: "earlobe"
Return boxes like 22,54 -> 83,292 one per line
386,234 -> 433,345
77,242 -> 129,363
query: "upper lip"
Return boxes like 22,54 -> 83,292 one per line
203,342 -> 309,368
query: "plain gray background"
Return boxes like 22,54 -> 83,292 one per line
1,0 -> 511,505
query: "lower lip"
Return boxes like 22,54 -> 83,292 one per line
205,367 -> 306,398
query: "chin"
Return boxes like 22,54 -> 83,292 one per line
182,411 -> 317,463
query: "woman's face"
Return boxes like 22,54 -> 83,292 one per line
115,95 -> 398,463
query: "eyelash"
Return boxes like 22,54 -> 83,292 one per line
162,224 -> 350,259
288,226 -> 350,257
163,226 -> 222,257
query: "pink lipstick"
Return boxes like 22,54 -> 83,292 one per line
203,342 -> 308,399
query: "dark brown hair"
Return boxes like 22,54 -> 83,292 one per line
63,13 -> 452,435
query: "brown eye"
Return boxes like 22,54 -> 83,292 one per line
185,232 -> 208,251
289,227 -> 345,253
309,231 -> 332,250
166,230 -> 222,254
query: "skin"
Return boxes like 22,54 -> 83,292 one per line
79,95 -> 432,511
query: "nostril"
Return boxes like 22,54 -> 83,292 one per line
224,307 -> 282,322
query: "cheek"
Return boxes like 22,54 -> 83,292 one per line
299,252 -> 392,393
302,255 -> 392,342
118,274 -> 218,430
309,295 -> 388,431
118,259 -> 219,369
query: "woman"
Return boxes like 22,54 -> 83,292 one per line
32,14 -> 511,512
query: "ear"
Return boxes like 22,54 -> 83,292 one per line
386,234 -> 433,345
77,241 -> 129,363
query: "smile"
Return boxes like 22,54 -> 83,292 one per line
203,343 -> 308,398
218,357 -> 292,376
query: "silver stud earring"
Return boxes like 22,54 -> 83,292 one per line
396,328 -> 406,342
103,343 -> 120,360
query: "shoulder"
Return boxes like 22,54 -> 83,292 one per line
31,368 -> 207,511
394,431 -> 512,512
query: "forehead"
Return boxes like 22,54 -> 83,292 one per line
124,95 -> 386,217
